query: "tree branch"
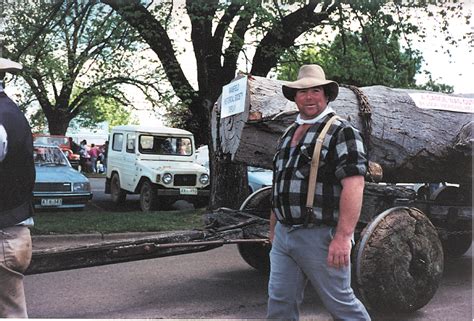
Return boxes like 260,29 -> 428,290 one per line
101,0 -> 196,103
250,0 -> 337,76
221,1 -> 259,80
213,1 -> 242,51
186,0 -> 219,95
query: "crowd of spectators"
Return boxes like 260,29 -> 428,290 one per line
76,139 -> 108,173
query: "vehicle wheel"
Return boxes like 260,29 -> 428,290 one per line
352,207 -> 444,313
192,197 -> 209,209
431,185 -> 472,258
140,180 -> 158,212
237,186 -> 272,274
440,230 -> 472,258
158,197 -> 175,210
110,174 -> 126,204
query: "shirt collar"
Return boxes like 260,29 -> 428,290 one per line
295,106 -> 334,125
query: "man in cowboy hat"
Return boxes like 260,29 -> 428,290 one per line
267,64 -> 370,320
0,57 -> 35,318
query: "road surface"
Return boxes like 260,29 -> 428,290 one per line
25,243 -> 472,319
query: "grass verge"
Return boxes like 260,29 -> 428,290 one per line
31,208 -> 207,235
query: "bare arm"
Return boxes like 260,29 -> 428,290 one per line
269,210 -> 277,243
327,175 -> 364,268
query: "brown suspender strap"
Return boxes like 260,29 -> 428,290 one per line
306,115 -> 340,210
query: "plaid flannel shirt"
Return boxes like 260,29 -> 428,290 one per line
272,112 -> 368,225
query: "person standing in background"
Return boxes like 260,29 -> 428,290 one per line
79,139 -> 89,172
89,143 -> 99,173
0,58 -> 35,318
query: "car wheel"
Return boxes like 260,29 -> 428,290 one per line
140,180 -> 158,212
238,186 -> 272,274
431,185 -> 472,258
111,174 -> 126,204
192,197 -> 209,209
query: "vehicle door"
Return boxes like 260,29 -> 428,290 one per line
107,132 -> 127,189
121,132 -> 138,190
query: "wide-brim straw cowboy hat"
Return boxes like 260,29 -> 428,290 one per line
282,64 -> 339,102
0,58 -> 23,74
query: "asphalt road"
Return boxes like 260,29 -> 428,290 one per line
25,177 -> 471,319
24,243 -> 472,319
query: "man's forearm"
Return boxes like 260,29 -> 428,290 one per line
269,210 -> 277,242
335,175 -> 365,239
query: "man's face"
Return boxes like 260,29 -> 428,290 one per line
294,86 -> 328,120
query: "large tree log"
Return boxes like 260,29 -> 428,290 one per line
212,75 -> 472,184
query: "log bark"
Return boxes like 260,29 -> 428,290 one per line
212,75 -> 472,184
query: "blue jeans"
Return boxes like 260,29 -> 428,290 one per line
267,223 -> 370,321
0,226 -> 32,318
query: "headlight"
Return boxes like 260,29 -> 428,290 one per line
199,173 -> 209,185
162,173 -> 172,184
73,182 -> 91,192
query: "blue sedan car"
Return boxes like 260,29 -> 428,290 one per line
33,144 -> 92,210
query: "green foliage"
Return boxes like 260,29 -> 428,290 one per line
276,4 -> 455,93
73,95 -> 138,129
3,1 -> 161,135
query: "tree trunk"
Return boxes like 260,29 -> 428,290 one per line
212,75 -> 472,184
46,111 -> 72,135
209,96 -> 249,210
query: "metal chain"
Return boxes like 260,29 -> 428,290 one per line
340,84 -> 372,153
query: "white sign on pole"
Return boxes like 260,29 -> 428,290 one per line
221,76 -> 247,118
408,93 -> 474,114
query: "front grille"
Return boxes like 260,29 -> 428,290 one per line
34,182 -> 72,192
174,174 -> 196,186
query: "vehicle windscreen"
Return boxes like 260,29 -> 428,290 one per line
34,146 -> 69,166
34,136 -> 69,147
139,135 -> 192,156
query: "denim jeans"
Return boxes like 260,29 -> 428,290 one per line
0,226 -> 32,318
267,223 -> 370,321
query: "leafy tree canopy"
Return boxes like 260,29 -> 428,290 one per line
2,0 -> 162,135
276,29 -> 454,93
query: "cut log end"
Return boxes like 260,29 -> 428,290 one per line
353,207 -> 444,312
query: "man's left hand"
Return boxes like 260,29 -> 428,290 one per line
327,234 -> 351,269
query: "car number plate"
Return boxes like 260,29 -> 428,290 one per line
41,198 -> 63,206
180,187 -> 198,195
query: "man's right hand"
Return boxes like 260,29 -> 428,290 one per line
269,211 -> 277,244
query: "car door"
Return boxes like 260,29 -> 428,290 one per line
121,132 -> 138,191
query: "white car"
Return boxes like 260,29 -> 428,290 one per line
105,125 -> 210,211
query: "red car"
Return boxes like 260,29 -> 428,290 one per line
32,134 -> 80,169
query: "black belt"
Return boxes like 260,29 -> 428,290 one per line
278,218 -> 337,228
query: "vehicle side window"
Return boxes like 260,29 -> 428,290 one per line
126,134 -> 135,153
177,138 -> 192,156
112,133 -> 123,151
